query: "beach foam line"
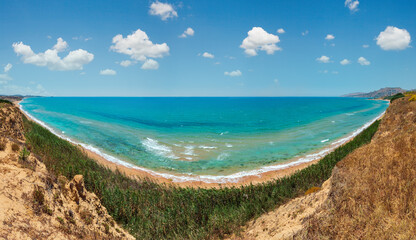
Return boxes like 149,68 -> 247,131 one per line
19,100 -> 386,184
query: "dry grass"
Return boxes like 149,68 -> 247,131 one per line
299,97 -> 416,239
304,187 -> 321,195
0,138 -> 6,151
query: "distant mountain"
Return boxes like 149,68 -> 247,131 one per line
341,87 -> 407,98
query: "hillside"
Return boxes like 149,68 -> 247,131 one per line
342,87 -> 407,98
0,102 -> 134,239
234,96 -> 416,239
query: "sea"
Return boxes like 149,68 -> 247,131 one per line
20,97 -> 388,183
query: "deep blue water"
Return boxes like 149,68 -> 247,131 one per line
20,97 -> 388,180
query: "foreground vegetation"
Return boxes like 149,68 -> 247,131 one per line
23,115 -> 380,239
384,93 -> 405,102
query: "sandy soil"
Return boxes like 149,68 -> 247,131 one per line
227,179 -> 331,240
1,103 -> 134,239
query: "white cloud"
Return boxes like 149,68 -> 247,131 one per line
277,28 -> 285,34
340,59 -> 351,65
362,44 -> 369,48
240,27 -> 281,56
0,74 -> 12,82
179,27 -> 194,38
141,59 -> 159,70
72,36 -> 93,42
53,37 -> 68,52
316,55 -> 330,63
0,83 -> 48,96
120,60 -> 132,67
302,30 -> 309,36
12,38 -> 94,71
376,26 -> 411,50
332,71 -> 339,74
325,34 -> 335,40
100,69 -> 116,75
110,29 -> 169,66
274,79 -> 279,85
345,0 -> 359,12
202,52 -> 214,58
4,63 -> 12,73
224,70 -> 242,77
149,1 -> 178,21
358,57 -> 370,66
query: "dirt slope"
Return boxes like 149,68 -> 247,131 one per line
0,103 -> 134,240
234,97 -> 416,239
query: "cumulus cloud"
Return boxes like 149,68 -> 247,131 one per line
12,38 -> 94,71
358,57 -> 370,66
120,60 -> 132,67
345,0 -> 359,12
240,27 -> 281,56
202,52 -> 214,58
277,28 -> 285,34
325,34 -> 335,40
340,59 -> 351,65
376,26 -> 411,50
100,69 -> 116,75
224,70 -> 242,77
316,55 -> 330,63
179,27 -> 194,38
4,63 -> 12,73
110,28 -> 169,70
141,59 -> 159,70
149,1 -> 178,21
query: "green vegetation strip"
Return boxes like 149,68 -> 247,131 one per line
0,99 -> 13,105
23,116 -> 380,239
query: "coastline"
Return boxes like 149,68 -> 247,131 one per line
16,99 -> 388,188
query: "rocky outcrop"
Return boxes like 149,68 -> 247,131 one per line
0,104 -> 134,240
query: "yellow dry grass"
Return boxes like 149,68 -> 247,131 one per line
298,97 -> 416,239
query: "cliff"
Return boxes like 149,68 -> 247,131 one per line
0,102 -> 134,239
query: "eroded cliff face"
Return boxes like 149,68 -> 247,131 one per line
233,97 -> 416,240
0,103 -> 134,240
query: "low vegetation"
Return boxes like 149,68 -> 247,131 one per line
0,98 -> 13,105
22,115 -> 380,239
384,93 -> 405,102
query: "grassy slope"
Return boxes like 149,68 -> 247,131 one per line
302,97 -> 416,239
22,115 -> 380,239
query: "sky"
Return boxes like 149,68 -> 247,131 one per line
0,0 -> 415,97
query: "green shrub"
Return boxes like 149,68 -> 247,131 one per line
19,147 -> 30,161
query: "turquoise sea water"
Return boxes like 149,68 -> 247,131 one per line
20,97 -> 388,182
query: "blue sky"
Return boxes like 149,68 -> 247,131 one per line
0,0 -> 415,96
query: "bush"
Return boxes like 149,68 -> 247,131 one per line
19,147 -> 30,161
409,94 -> 416,102
11,143 -> 19,152
0,99 -> 12,105
386,93 -> 405,103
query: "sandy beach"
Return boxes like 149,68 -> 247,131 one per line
15,99 -> 387,189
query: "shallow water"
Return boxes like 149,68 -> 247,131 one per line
20,97 -> 388,179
